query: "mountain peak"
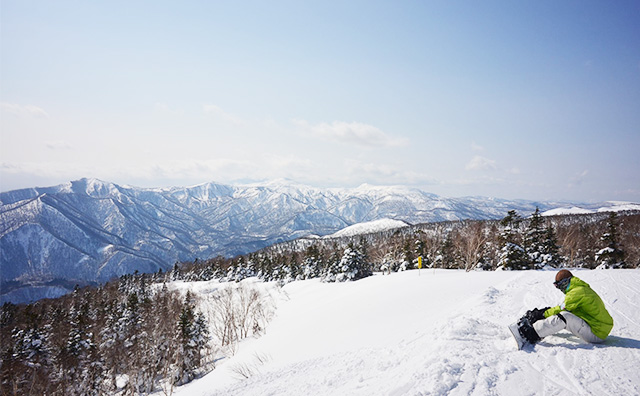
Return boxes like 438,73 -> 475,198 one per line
65,178 -> 120,197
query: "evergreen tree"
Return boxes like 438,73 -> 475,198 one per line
64,303 -> 92,364
9,318 -> 53,394
500,210 -> 522,238
301,245 -> 324,279
540,225 -> 562,267
323,243 -> 371,282
171,262 -> 182,281
525,207 -> 547,269
402,239 -> 416,270
151,284 -> 181,394
595,212 -> 626,268
58,300 -> 101,394
270,255 -> 288,283
337,243 -> 372,282
322,249 -> 342,282
99,300 -> 123,392
498,210 -> 529,270
123,292 -> 142,346
175,296 -> 196,384
412,237 -> 428,269
379,252 -> 399,274
437,234 -> 457,269
192,311 -> 210,365
263,256 -> 274,281
498,242 -> 529,270
12,325 -> 52,371
175,292 -> 210,385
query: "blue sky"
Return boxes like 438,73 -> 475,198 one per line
1,1 -> 639,202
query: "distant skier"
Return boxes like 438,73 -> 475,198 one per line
511,269 -> 614,348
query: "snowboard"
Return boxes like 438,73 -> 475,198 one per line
508,322 -> 526,350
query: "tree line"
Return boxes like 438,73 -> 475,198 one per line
174,210 -> 638,284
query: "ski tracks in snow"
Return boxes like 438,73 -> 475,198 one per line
452,270 -> 640,396
370,271 -> 640,396
186,270 -> 640,396
394,274 -> 541,396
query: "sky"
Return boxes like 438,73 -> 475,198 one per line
1,1 -> 639,202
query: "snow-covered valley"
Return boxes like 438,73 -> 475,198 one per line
166,269 -> 640,396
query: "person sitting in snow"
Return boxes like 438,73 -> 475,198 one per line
516,269 -> 614,346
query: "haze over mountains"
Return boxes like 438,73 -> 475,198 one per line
1,178 -> 637,304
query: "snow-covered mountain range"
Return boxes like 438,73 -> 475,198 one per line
0,178 -> 636,303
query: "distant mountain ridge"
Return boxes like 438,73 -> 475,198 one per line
0,178 -> 633,303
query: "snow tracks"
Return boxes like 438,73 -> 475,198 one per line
177,270 -> 640,396
388,270 -> 640,396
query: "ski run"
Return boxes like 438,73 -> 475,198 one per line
162,268 -> 640,396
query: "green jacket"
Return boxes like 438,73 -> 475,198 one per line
544,276 -> 614,340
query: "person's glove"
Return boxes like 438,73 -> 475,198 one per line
525,307 -> 550,324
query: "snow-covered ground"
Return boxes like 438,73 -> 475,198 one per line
168,269 -> 640,396
327,218 -> 409,238
542,202 -> 640,216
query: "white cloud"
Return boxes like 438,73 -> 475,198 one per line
144,158 -> 254,181
568,169 -> 589,187
294,119 -> 408,148
305,159 -> 439,188
155,103 -> 184,116
142,157 -> 437,191
471,142 -> 484,151
508,167 -> 521,174
263,154 -> 312,170
202,104 -> 246,125
1,161 -> 90,191
44,141 -> 73,150
465,156 -> 497,171
0,102 -> 49,118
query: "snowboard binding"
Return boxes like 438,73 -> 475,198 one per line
517,316 -> 541,344
508,313 -> 542,350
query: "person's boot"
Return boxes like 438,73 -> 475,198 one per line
517,316 -> 541,345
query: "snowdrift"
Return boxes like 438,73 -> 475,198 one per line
168,269 -> 640,396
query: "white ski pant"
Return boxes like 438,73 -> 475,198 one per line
533,311 -> 604,344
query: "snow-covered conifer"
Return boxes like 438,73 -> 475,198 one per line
175,292 -> 210,385
540,225 -> 562,267
498,211 -> 529,270
436,234 -> 457,269
596,212 -> 626,268
326,243 -> 372,282
524,207 -> 546,268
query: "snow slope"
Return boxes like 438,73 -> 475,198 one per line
327,218 -> 409,238
168,269 -> 640,396
542,201 -> 640,216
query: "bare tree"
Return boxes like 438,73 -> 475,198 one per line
458,221 -> 490,271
